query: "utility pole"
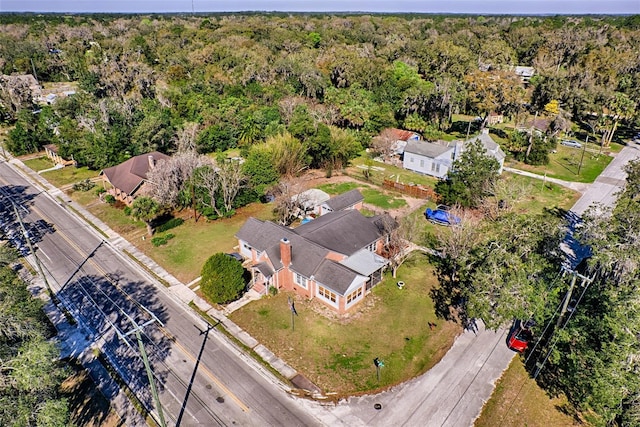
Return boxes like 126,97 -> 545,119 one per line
557,269 -> 593,328
122,314 -> 167,427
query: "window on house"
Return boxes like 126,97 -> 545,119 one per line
346,287 -> 363,305
432,162 -> 440,173
435,163 -> 440,173
294,272 -> 307,288
409,156 -> 414,163
420,159 -> 424,168
318,286 -> 337,304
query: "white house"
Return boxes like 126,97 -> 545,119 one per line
402,140 -> 458,178
402,129 -> 506,178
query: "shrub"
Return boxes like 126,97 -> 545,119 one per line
123,206 -> 132,216
155,217 -> 184,233
72,179 -> 96,192
151,233 -> 174,247
104,194 -> 116,204
200,253 -> 246,304
95,187 -> 106,195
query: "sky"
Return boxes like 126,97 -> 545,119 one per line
1,0 -> 638,14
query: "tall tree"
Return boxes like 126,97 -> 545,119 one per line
435,139 -> 500,208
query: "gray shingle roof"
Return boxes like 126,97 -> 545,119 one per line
236,210 -> 393,295
462,133 -> 506,162
101,151 -> 170,196
324,189 -> 364,211
314,259 -> 366,295
236,219 -> 330,279
295,210 -> 385,256
404,140 -> 454,158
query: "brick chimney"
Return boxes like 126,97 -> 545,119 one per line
148,155 -> 155,169
280,238 -> 291,268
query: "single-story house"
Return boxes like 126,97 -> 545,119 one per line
462,129 -> 506,174
236,209 -> 393,314
100,151 -> 170,206
319,189 -> 364,216
403,129 -> 505,178
44,144 -> 76,167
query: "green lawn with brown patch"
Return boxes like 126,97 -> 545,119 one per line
476,358 -> 583,427
317,181 -> 407,210
230,253 -> 461,397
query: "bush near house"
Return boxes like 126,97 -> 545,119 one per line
200,253 -> 247,304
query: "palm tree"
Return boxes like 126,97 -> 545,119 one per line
131,196 -> 160,236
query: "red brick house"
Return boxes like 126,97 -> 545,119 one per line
236,208 -> 393,314
100,151 -> 169,206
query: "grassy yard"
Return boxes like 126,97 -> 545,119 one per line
317,181 -> 407,210
505,145 -> 613,183
21,156 -> 101,188
230,253 -> 461,397
476,358 -> 582,427
504,172 -> 581,214
134,202 -> 275,283
347,155 -> 439,188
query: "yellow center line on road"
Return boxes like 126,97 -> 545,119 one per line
172,338 -> 251,413
25,198 -> 251,414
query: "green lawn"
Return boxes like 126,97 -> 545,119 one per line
135,202 -> 275,283
22,156 -> 101,188
317,181 -> 360,195
505,144 -> 613,183
317,181 -> 407,210
476,359 -> 581,427
347,155 -> 439,188
22,156 -> 55,171
230,252 -> 460,397
504,172 -> 581,214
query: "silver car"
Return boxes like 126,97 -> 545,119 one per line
561,139 -> 582,148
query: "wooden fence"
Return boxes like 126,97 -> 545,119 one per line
383,179 -> 439,201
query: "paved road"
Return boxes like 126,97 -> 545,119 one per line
4,144 -> 638,427
571,144 -> 639,215
0,159 -> 321,427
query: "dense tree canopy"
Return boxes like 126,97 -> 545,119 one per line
1,13 -> 638,172
0,266 -> 70,427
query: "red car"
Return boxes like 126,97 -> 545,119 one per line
507,322 -> 534,353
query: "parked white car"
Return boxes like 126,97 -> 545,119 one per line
561,139 -> 582,148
